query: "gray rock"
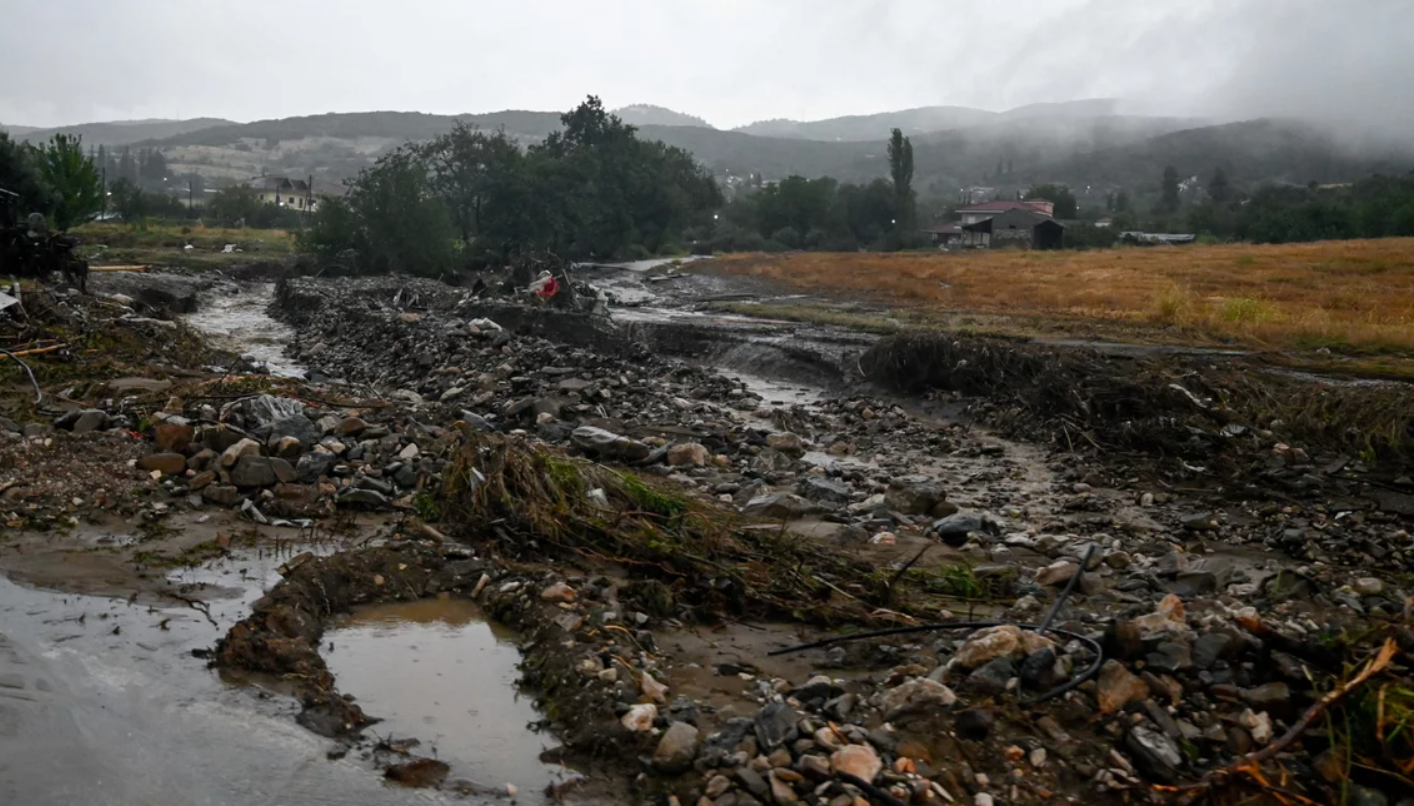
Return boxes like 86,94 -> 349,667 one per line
264,414 -> 320,448
743,493 -> 821,520
1126,725 -> 1183,783
0,416 -> 20,435
1168,571 -> 1218,598
1192,633 -> 1232,670
65,409 -> 109,434
571,426 -> 651,462
735,767 -> 769,799
296,451 -> 338,483
931,512 -> 999,547
796,477 -> 852,505
1019,648 -> 1059,690
751,448 -> 795,473
1146,641 -> 1193,673
884,477 -> 946,516
967,657 -> 1015,696
651,721 -> 700,773
230,456 -> 295,488
393,464 -> 418,489
354,475 -> 394,496
753,702 -> 798,750
201,484 -> 244,507
954,708 -> 994,740
337,488 -> 391,509
1240,682 -> 1290,711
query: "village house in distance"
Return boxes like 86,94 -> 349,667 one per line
242,175 -> 346,213
926,197 -> 1066,249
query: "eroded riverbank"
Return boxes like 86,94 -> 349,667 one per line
2,268 -> 1412,805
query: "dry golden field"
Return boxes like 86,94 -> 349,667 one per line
706,239 -> 1414,355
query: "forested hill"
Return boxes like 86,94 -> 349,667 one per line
19,106 -> 1405,196
6,118 -> 235,147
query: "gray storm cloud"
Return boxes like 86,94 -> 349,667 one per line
1,0 -> 1409,133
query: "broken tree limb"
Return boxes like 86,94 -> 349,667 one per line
88,265 -> 149,272
0,343 -> 67,360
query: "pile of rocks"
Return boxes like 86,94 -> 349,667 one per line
116,393 -> 455,517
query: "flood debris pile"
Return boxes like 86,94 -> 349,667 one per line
441,431 -> 957,623
862,330 -> 1414,468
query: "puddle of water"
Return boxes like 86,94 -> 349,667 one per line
721,369 -> 825,407
184,282 -> 304,377
0,560 -> 458,805
325,598 -> 574,796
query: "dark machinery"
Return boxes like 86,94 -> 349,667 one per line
0,188 -> 89,292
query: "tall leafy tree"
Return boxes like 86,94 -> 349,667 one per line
1159,165 -> 1181,213
0,132 -> 52,216
1207,167 -> 1231,203
37,134 -> 103,230
418,122 -> 523,243
887,128 -> 915,229
108,177 -> 148,223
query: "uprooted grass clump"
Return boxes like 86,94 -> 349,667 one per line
440,433 -> 939,624
862,331 -> 1414,465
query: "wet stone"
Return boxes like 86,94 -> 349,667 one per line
753,702 -> 799,750
1019,648 -> 1059,690
1125,725 -> 1183,784
137,452 -> 188,475
1146,640 -> 1193,673
1192,633 -> 1232,670
955,708 -> 994,740
966,658 -> 1015,696
653,721 -> 701,773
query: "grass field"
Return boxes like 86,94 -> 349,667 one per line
73,222 -> 296,255
705,239 -> 1414,358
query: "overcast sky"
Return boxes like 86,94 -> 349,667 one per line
2,0 -> 1410,131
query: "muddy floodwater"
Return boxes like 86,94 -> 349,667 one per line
325,599 -> 575,797
0,554 -> 468,805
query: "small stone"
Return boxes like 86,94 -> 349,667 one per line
621,703 -> 657,731
954,708 -> 994,740
754,702 -> 798,749
541,581 -> 576,602
642,672 -> 669,703
766,432 -> 806,458
1353,577 -> 1385,596
1126,725 -> 1183,784
797,755 -> 831,780
187,470 -> 217,491
952,624 -> 1053,670
1035,561 -> 1079,587
667,442 -> 710,467
653,721 -> 701,773
152,422 -> 194,452
1192,633 -> 1232,670
706,775 -> 733,799
768,772 -> 799,805
830,744 -> 882,784
1029,747 -> 1047,768
136,452 -> 188,476
220,438 -> 261,468
1240,682 -> 1290,711
966,658 -> 1015,696
878,678 -> 957,719
1097,660 -> 1150,714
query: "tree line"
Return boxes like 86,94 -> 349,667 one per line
299,97 -> 723,275
707,128 -> 920,252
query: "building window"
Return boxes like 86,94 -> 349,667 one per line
288,197 -> 295,204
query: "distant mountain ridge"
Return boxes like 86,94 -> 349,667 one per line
8,103 -> 1408,202
612,104 -> 712,129
732,99 -> 1120,141
4,118 -> 236,146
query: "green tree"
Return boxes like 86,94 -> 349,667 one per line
888,128 -> 916,231
37,134 -> 103,231
299,147 -> 458,276
1159,165 -> 1181,213
108,177 -> 148,223
118,146 -> 136,182
417,122 -> 523,243
1208,168 -> 1231,203
207,184 -> 264,225
1114,190 -> 1131,213
0,132 -> 52,216
1024,184 -> 1078,218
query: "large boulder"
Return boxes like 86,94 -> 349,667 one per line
743,493 -> 821,520
883,476 -> 947,516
